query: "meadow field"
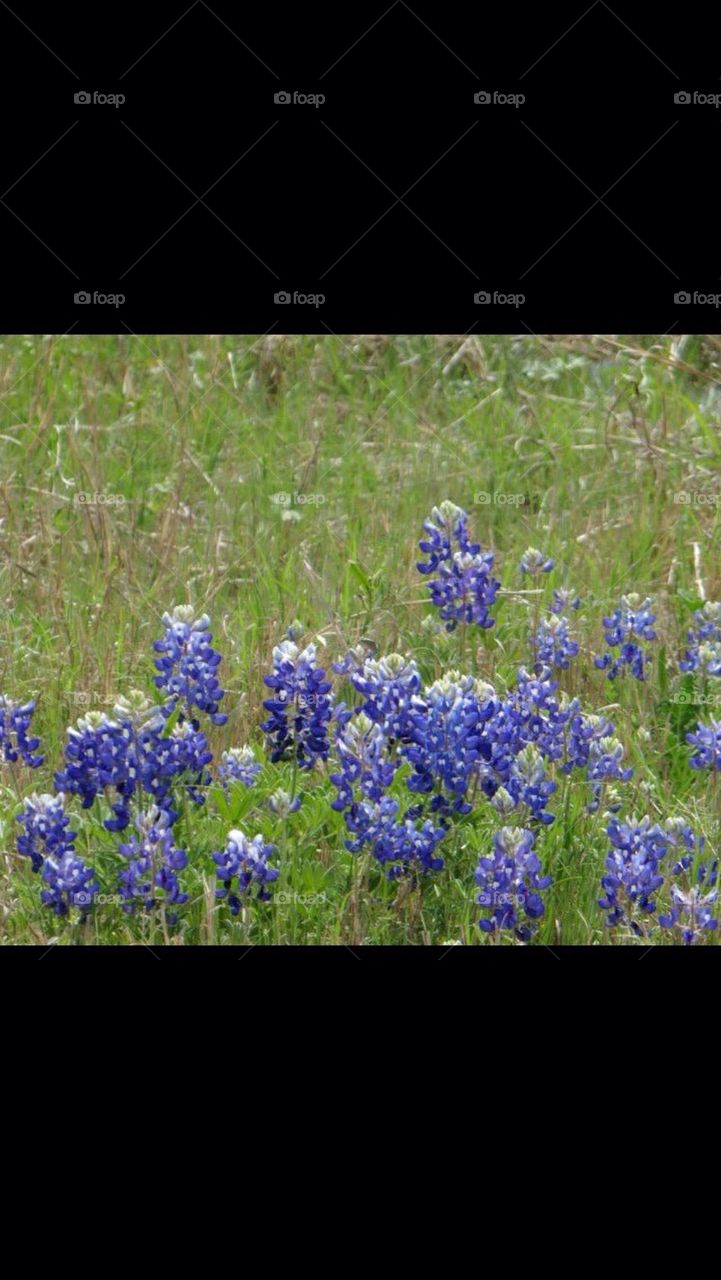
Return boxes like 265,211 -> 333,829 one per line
2,331 -> 721,947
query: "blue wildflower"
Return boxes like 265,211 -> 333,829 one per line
213,829 -> 279,912
218,746 -> 261,789
403,672 -> 492,816
268,788 -> 302,816
41,849 -> 98,917
262,640 -> 333,769
417,500 -> 500,632
476,826 -> 551,940
594,593 -> 657,680
331,711 -> 396,813
153,605 -> 227,724
598,815 -> 667,936
550,587 -> 581,615
679,601 -> 721,675
519,546 -> 554,576
687,718 -> 721,771
17,792 -> 77,874
351,652 -> 421,742
118,805 -> 188,916
345,794 -> 446,879
0,695 -> 44,768
533,614 -> 579,670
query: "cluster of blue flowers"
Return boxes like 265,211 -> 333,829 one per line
0,695 -> 44,768
594,594 -> 657,680
118,805 -> 188,918
55,694 -> 212,831
17,792 -> 98,916
687,718 -> 721,771
262,639 -> 333,769
534,614 -> 579,670
476,827 -> 551,940
679,601 -> 721,676
598,815 -> 717,943
417,501 -> 500,632
153,606 -> 228,724
213,830 -> 279,912
218,746 -> 261,789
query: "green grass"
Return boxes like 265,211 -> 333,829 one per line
2,332 -> 721,946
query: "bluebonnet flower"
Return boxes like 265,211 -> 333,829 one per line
476,827 -> 551,940
351,653 -> 421,742
268,788 -> 302,817
331,644 -> 374,678
56,693 -> 212,831
687,718 -> 721,771
533,614 -> 579,670
344,795 -> 446,879
679,601 -> 721,675
262,640 -> 333,769
17,792 -> 77,874
331,711 -> 396,813
118,805 -> 188,917
213,830 -> 279,912
660,855 -> 717,947
550,587 -> 581,615
403,672 -> 492,816
417,501 -> 500,632
594,593 -> 657,680
584,735 -> 633,811
519,547 -> 554,576
563,712 -> 616,773
505,743 -> 557,824
41,849 -> 98,918
661,815 -> 704,874
0,695 -> 44,768
598,816 -> 667,936
218,746 -> 261,789
153,605 -> 227,724
287,619 -> 305,642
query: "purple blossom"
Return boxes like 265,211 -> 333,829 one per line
598,816 -> 667,936
262,640 -> 333,769
118,805 -> 188,916
0,695 -> 44,768
519,546 -> 554,576
153,605 -> 227,724
476,826 -> 551,940
17,792 -> 77,874
679,601 -> 721,675
550,588 -> 581,615
533,614 -> 579,670
594,594 -> 657,680
213,829 -> 279,912
218,746 -> 261,789
417,501 -> 500,632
